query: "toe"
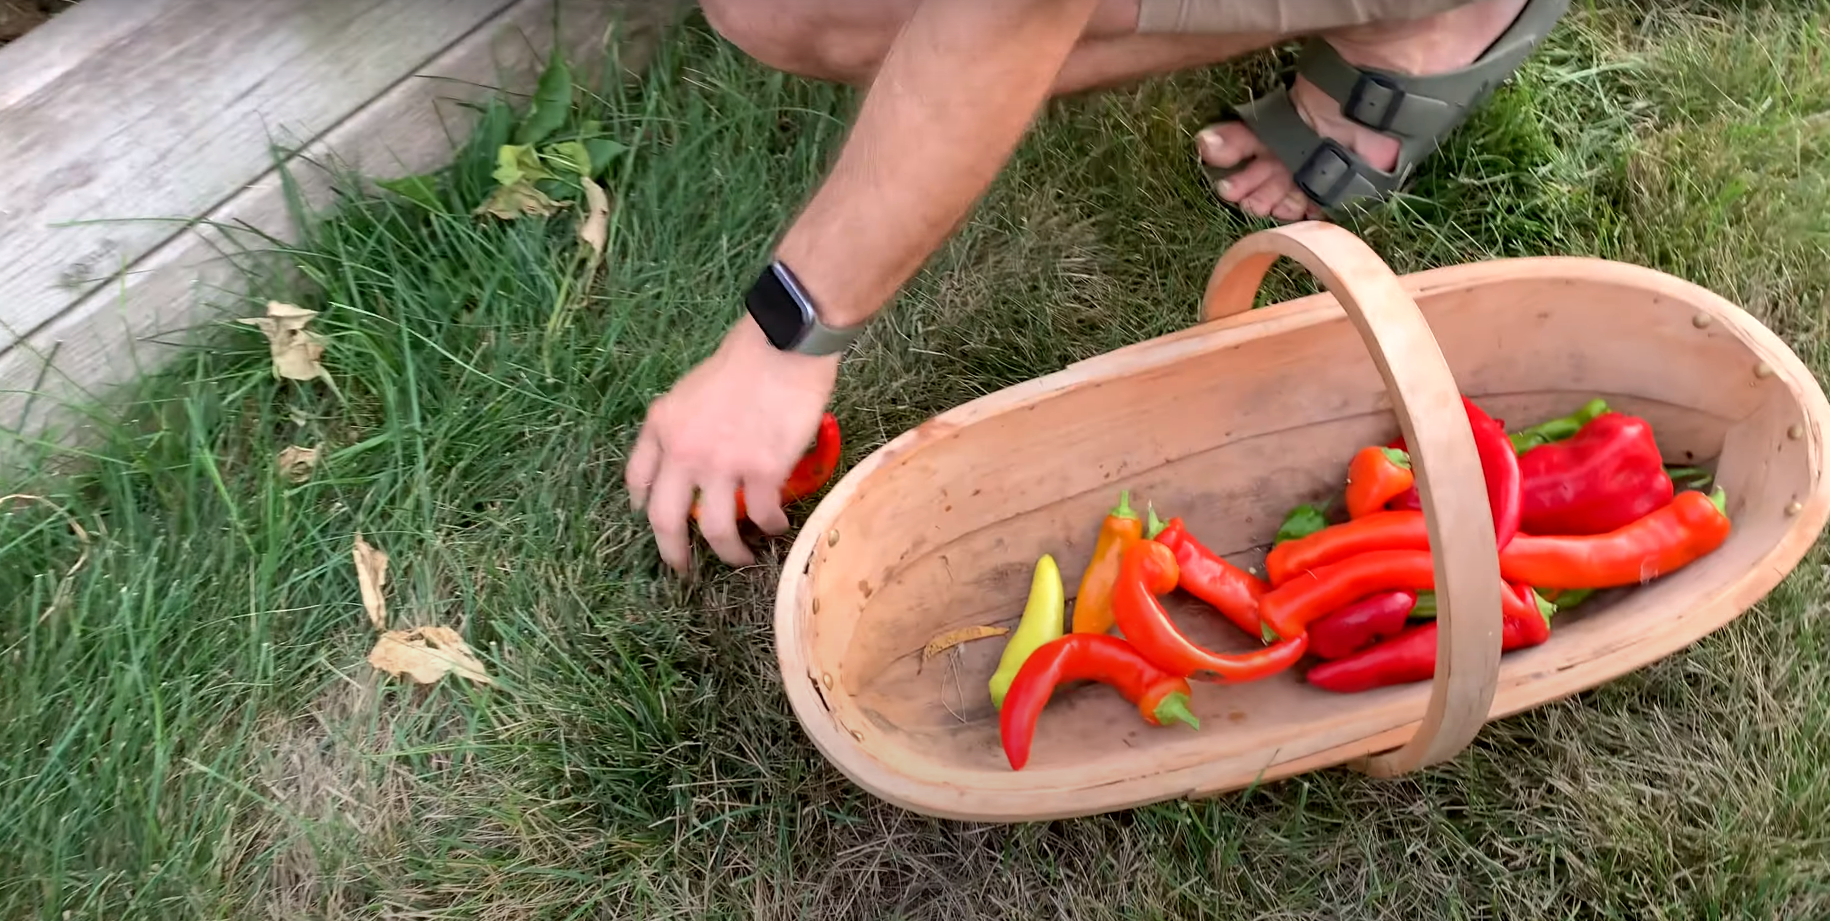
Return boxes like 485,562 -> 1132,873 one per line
1196,120 -> 1264,170
1240,172 -> 1297,218
1271,190 -> 1311,223
1213,157 -> 1282,205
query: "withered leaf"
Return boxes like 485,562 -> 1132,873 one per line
352,532 -> 389,631
237,301 -> 326,381
276,444 -> 320,483
476,179 -> 562,220
921,625 -> 1010,661
579,176 -> 610,257
367,625 -> 494,686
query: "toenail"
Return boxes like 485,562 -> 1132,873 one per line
1215,179 -> 1232,197
1197,127 -> 1225,157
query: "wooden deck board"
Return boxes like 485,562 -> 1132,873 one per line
0,0 -> 618,451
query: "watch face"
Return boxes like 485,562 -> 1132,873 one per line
746,263 -> 811,350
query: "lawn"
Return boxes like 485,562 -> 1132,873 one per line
3,1 -> 1829,918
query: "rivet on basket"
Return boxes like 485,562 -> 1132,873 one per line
1787,501 -> 1804,517
822,673 -> 834,690
828,529 -> 841,547
811,597 -> 821,615
850,728 -> 865,742
1789,424 -> 1806,441
1692,313 -> 1713,328
1755,362 -> 1776,379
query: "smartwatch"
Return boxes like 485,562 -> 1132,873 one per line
744,258 -> 864,356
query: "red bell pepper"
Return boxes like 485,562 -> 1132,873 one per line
999,633 -> 1200,771
1148,510 -> 1268,639
1111,541 -> 1309,683
1306,583 -> 1554,693
1346,446 -> 1414,519
1307,590 -> 1418,660
1515,411 -> 1674,536
1499,487 -> 1730,589
692,412 -> 842,524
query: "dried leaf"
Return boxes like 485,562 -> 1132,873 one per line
475,178 -> 562,220
352,532 -> 389,631
367,626 -> 494,686
276,444 -> 320,483
922,625 -> 1010,661
236,301 -> 326,381
579,176 -> 609,256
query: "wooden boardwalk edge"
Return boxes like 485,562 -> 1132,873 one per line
0,0 -> 620,461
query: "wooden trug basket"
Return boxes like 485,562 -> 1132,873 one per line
774,222 -> 1830,824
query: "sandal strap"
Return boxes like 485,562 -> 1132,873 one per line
1232,87 -> 1404,211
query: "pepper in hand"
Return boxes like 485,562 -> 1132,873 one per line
1149,510 -> 1269,639
1305,582 -> 1554,693
1499,487 -> 1730,589
692,411 -> 842,525
1112,541 -> 1309,683
1070,491 -> 1143,635
999,633 -> 1200,771
1516,411 -> 1674,536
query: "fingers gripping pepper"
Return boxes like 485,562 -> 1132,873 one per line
1499,487 -> 1731,589
1149,511 -> 1269,638
999,633 -> 1200,771
1306,583 -> 1553,693
1307,590 -> 1418,660
1264,511 -> 1430,587
987,554 -> 1066,709
1071,491 -> 1143,635
1112,541 -> 1309,683
692,412 -> 843,524
1346,446 -> 1414,519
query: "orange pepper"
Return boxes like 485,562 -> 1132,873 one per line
1070,490 -> 1142,634
1345,446 -> 1414,519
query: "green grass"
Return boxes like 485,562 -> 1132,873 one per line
5,1 -> 1830,917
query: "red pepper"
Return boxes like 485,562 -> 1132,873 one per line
1306,583 -> 1554,693
1307,590 -> 1418,660
1382,398 -> 1521,551
1264,510 -> 1429,587
1112,541 -> 1309,683
999,633 -> 1200,771
1149,511 -> 1268,638
1345,446 -> 1414,519
1258,548 -> 1438,641
692,412 -> 842,524
1499,487 -> 1730,589
1515,411 -> 1674,536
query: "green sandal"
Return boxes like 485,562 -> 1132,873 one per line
1202,0 -> 1570,217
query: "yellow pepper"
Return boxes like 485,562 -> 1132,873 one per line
988,553 -> 1065,709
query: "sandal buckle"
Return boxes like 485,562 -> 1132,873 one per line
1292,138 -> 1361,209
1344,71 -> 1406,133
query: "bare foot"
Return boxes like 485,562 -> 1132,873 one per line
1197,0 -> 1530,222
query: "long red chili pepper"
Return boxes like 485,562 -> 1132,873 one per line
1111,541 -> 1308,683
1258,548 -> 1439,641
1345,446 -> 1414,519
999,633 -> 1200,771
1264,510 -> 1429,587
692,412 -> 842,523
1148,511 -> 1268,638
1499,487 -> 1731,589
1381,398 -> 1521,550
1306,583 -> 1553,693
1307,590 -> 1418,660
1516,411 -> 1674,536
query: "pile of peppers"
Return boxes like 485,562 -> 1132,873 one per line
988,397 -> 1736,771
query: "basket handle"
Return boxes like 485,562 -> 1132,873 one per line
1200,222 -> 1505,778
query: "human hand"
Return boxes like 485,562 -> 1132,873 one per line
626,317 -> 840,572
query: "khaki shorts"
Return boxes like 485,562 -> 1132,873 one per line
1136,0 -> 1483,35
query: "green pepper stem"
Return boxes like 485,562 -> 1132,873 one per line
1509,398 -> 1611,453
1409,591 -> 1438,619
1260,622 -> 1280,644
1531,589 -> 1555,624
1153,693 -> 1201,730
1112,490 -> 1137,521
1144,504 -> 1168,540
1380,447 -> 1412,470
1708,485 -> 1728,514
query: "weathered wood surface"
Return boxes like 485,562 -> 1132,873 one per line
0,0 -> 617,449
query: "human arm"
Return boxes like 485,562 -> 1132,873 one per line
627,0 -> 1106,573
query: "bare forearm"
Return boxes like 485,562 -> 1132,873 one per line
774,0 -> 1102,327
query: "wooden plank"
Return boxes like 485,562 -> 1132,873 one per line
0,0 -> 618,452
0,0 -> 517,357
